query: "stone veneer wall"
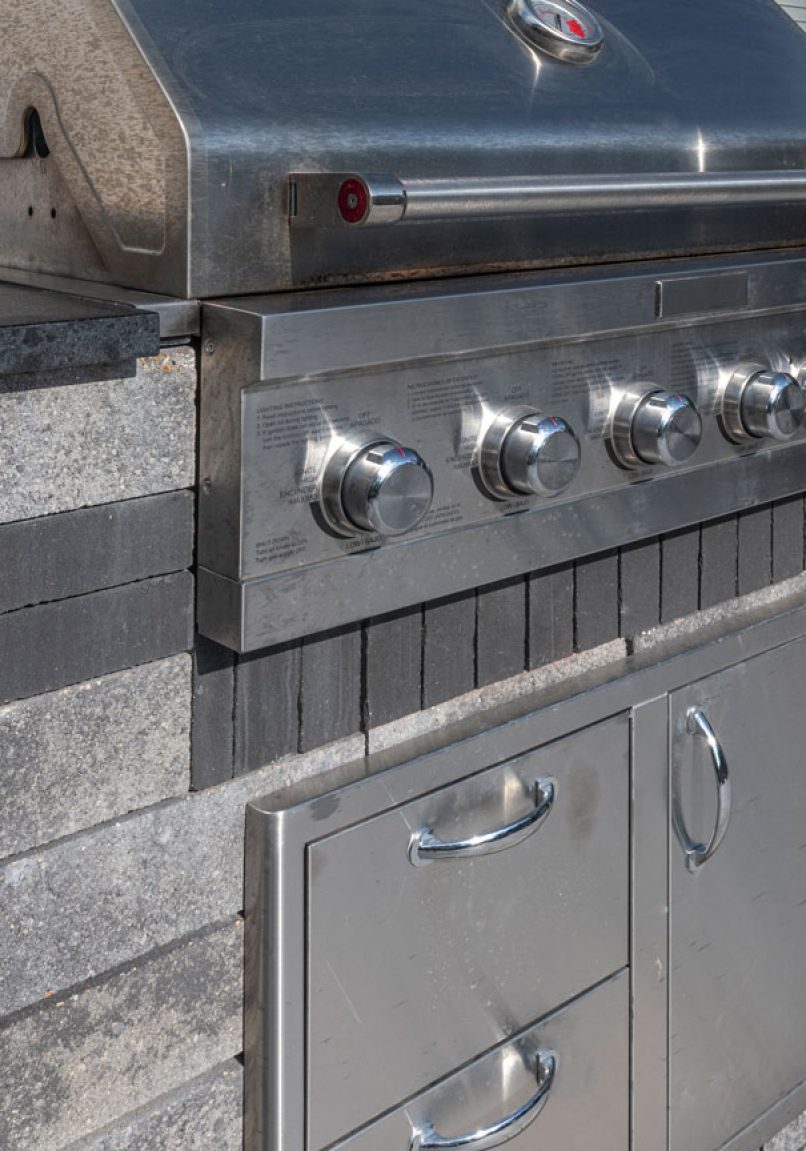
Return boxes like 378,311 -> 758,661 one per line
2,348 -> 805,1149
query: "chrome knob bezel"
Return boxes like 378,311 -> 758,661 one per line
610,388 -> 702,469
320,437 -> 434,538
478,406 -> 581,500
719,362 -> 805,443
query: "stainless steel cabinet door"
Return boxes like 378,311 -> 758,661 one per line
670,636 -> 806,1151
307,715 -> 629,1151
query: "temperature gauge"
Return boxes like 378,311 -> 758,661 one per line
507,0 -> 604,62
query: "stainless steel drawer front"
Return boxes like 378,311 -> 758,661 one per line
332,972 -> 628,1151
307,716 -> 629,1150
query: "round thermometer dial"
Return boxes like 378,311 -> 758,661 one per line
507,0 -> 604,62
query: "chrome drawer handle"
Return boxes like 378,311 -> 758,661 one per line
409,1049 -> 557,1151
409,777 -> 557,867
676,707 -> 732,874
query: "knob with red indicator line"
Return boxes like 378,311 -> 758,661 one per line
323,439 -> 434,537
479,407 -> 581,498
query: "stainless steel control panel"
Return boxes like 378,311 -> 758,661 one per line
198,254 -> 806,651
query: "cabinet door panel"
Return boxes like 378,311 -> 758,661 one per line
670,636 -> 806,1151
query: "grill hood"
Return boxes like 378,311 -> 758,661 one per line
3,0 -> 806,298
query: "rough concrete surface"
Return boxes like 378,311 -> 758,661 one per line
0,350 -> 196,523
766,1113 -> 806,1150
0,921 -> 242,1150
66,1060 -> 243,1151
0,656 -> 191,860
0,733 -> 364,1017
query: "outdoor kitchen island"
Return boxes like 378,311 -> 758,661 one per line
4,0 -> 806,1148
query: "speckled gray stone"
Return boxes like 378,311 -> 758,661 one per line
67,1060 -> 243,1151
765,1113 -> 806,1150
0,733 -> 363,1017
0,656 -> 191,860
0,350 -> 196,524
0,920 -> 242,1151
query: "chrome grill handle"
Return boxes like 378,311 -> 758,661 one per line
677,706 -> 732,873
409,1050 -> 557,1151
408,777 -> 556,867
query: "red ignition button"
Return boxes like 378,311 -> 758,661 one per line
338,178 -> 369,224
567,17 -> 586,36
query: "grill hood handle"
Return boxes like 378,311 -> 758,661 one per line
290,170 -> 806,229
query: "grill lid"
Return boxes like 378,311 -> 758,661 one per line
2,0 -> 806,298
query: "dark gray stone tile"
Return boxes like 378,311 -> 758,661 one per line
422,591 -> 476,708
738,506 -> 772,595
0,573 -> 194,705
773,496 -> 805,583
660,526 -> 700,624
0,491 -> 193,615
300,626 -> 362,752
575,550 -> 619,651
476,577 -> 526,688
234,642 -> 300,774
700,516 -> 738,609
620,539 -> 660,638
528,564 -> 574,669
365,607 -> 422,728
192,636 -> 235,790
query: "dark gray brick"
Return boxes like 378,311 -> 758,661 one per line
660,526 -> 700,624
528,564 -> 574,669
773,496 -> 805,583
192,636 -> 235,790
300,626 -> 362,752
700,516 -> 738,609
365,607 -> 422,728
738,506 -> 772,595
476,577 -> 526,688
575,550 -> 619,651
0,491 -> 193,615
620,539 -> 660,638
0,573 -> 193,705
234,642 -> 300,774
422,591 -> 476,708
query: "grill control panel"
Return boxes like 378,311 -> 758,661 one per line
198,258 -> 806,650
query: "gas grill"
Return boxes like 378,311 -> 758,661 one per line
4,2 -> 806,1150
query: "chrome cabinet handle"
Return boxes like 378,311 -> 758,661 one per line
409,777 -> 556,867
676,706 -> 732,873
409,1050 -> 557,1151
290,170 -> 806,229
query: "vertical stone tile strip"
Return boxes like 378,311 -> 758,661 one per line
0,655 -> 191,860
365,606 -> 422,729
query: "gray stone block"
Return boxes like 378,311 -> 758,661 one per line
0,921 -> 242,1151
773,496 -> 804,583
300,625 -> 362,752
0,572 -> 193,705
234,642 -> 301,775
620,539 -> 661,638
0,732 -> 364,1017
0,655 -> 191,860
700,515 -> 738,609
477,577 -> 526,687
660,526 -> 700,623
366,607 -> 422,728
0,350 -> 196,524
0,491 -> 194,614
528,563 -> 574,670
575,550 -> 619,651
67,1060 -> 243,1151
765,1112 -> 806,1151
422,590 -> 476,708
738,506 -> 772,595
192,635 -> 235,790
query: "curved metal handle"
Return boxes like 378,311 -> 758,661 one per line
410,1050 -> 557,1151
677,707 -> 732,873
290,170 -> 806,228
409,777 -> 556,867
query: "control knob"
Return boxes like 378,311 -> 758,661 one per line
322,438 -> 434,537
479,407 -> 581,499
720,363 -> 805,443
611,389 -> 702,468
